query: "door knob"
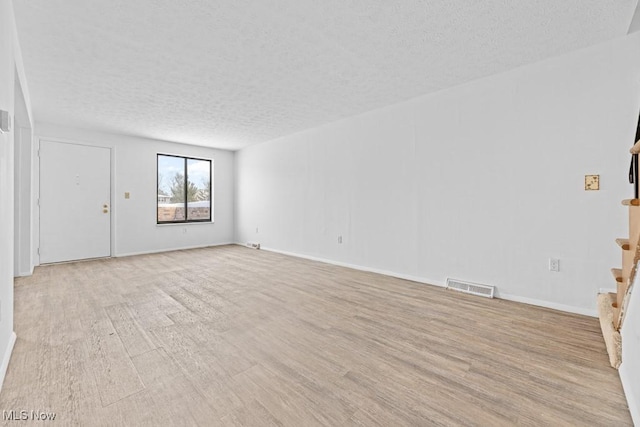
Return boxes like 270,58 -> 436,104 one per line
103,209 -> 109,214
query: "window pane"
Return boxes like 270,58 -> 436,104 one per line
186,158 -> 211,221
158,155 -> 186,222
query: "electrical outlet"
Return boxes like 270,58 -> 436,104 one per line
183,227 -> 187,234
549,258 -> 560,272
338,235 -> 343,244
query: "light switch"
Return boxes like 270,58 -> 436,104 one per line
0,110 -> 10,133
585,175 -> 599,191
124,192 -> 130,199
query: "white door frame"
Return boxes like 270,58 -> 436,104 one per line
13,80 -> 33,276
36,136 -> 116,265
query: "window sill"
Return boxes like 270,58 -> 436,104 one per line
156,221 -> 214,227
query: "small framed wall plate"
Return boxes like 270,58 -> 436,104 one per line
585,174 -> 600,191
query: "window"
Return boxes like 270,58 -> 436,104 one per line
157,154 -> 212,224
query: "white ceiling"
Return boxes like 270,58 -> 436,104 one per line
14,0 -> 638,150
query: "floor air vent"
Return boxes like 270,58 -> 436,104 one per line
246,242 -> 260,249
446,278 -> 495,298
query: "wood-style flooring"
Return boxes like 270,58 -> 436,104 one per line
0,245 -> 632,425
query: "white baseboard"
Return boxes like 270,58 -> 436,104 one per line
496,292 -> 597,317
258,245 -> 446,289
15,268 -> 33,277
250,244 -> 596,317
115,242 -> 236,258
0,332 -> 16,392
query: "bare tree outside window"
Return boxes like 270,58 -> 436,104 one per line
157,154 -> 212,223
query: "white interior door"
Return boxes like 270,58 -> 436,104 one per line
40,140 -> 111,263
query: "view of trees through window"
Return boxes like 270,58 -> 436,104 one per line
157,154 -> 212,223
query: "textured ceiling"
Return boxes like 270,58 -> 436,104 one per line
14,0 -> 638,150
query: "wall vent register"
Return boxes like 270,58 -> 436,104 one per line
446,278 -> 495,298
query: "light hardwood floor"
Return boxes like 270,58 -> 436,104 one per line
0,245 -> 632,426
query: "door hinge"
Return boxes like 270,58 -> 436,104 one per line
37,248 -> 40,255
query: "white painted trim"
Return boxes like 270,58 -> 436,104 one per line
115,242 -> 235,258
156,221 -> 215,227
109,145 -> 116,258
253,244 -> 597,317
496,292 -> 597,317
36,135 -> 112,149
0,332 -> 17,393
15,269 -> 32,278
34,138 -> 41,268
620,361 -> 640,426
257,245 -> 446,287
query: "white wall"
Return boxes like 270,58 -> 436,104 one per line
236,33 -> 640,316
0,0 -> 33,389
621,273 -> 640,424
0,0 -> 15,390
35,123 -> 235,259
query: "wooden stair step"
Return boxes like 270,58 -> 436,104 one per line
616,238 -> 631,250
611,268 -> 623,283
622,199 -> 640,206
630,139 -> 640,154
